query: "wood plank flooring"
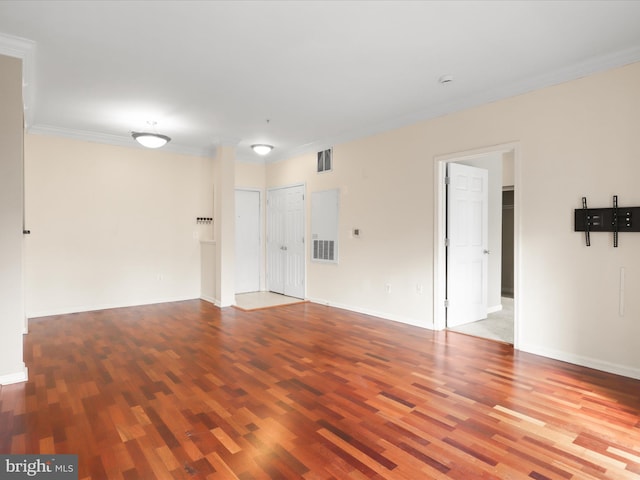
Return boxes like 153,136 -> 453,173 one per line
1,300 -> 639,479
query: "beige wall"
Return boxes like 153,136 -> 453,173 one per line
18,60 -> 640,380
25,134 -> 213,316
267,135 -> 434,326
0,54 -> 28,384
212,145 -> 236,306
267,61 -> 640,379
236,161 -> 266,189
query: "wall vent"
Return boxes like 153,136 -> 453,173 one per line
313,239 -> 335,261
317,148 -> 332,173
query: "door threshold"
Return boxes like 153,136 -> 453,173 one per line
234,292 -> 306,311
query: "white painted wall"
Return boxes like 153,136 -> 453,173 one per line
25,134 -> 213,316
0,54 -> 28,384
267,61 -> 640,379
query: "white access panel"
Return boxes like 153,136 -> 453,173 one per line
311,189 -> 339,263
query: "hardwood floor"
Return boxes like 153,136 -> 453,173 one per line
1,300 -> 639,479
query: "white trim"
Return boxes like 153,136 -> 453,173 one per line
199,295 -> 219,307
308,298 -> 433,330
3,31 -> 640,166
519,343 -> 640,381
267,47 -> 640,165
433,143 -> 521,350
0,32 -> 36,128
27,296 -> 199,319
0,366 -> 28,385
28,124 -> 214,158
513,148 -> 522,350
433,160 -> 447,331
266,181 -> 307,193
487,304 -> 502,314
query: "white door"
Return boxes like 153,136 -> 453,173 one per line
267,185 -> 305,298
235,189 -> 261,293
446,163 -> 489,327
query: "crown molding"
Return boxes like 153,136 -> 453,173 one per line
9,31 -> 640,166
267,45 -> 640,164
28,124 -> 215,158
0,32 -> 36,128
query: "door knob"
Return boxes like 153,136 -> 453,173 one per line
483,249 -> 491,254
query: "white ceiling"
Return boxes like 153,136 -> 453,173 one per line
1,1 -> 640,162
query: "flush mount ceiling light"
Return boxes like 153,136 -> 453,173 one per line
251,144 -> 274,155
132,121 -> 171,149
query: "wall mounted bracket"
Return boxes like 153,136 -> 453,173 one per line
574,195 -> 639,247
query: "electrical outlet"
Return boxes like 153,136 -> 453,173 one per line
416,283 -> 424,294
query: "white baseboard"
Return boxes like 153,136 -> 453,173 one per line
0,366 -> 28,385
307,299 -> 639,381
519,343 -> 640,380
27,295 -> 200,319
488,304 -> 503,314
307,297 -> 434,330
200,295 -> 221,307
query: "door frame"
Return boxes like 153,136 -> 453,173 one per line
235,188 -> 262,294
433,142 -> 521,348
266,182 -> 306,298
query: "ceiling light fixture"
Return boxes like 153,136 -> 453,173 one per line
132,121 -> 171,148
251,144 -> 274,155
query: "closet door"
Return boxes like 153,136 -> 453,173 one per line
267,185 -> 305,298
235,189 -> 260,294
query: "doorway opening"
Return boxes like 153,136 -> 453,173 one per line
434,144 -> 518,346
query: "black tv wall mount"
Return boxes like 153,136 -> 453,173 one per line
575,195 -> 640,247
